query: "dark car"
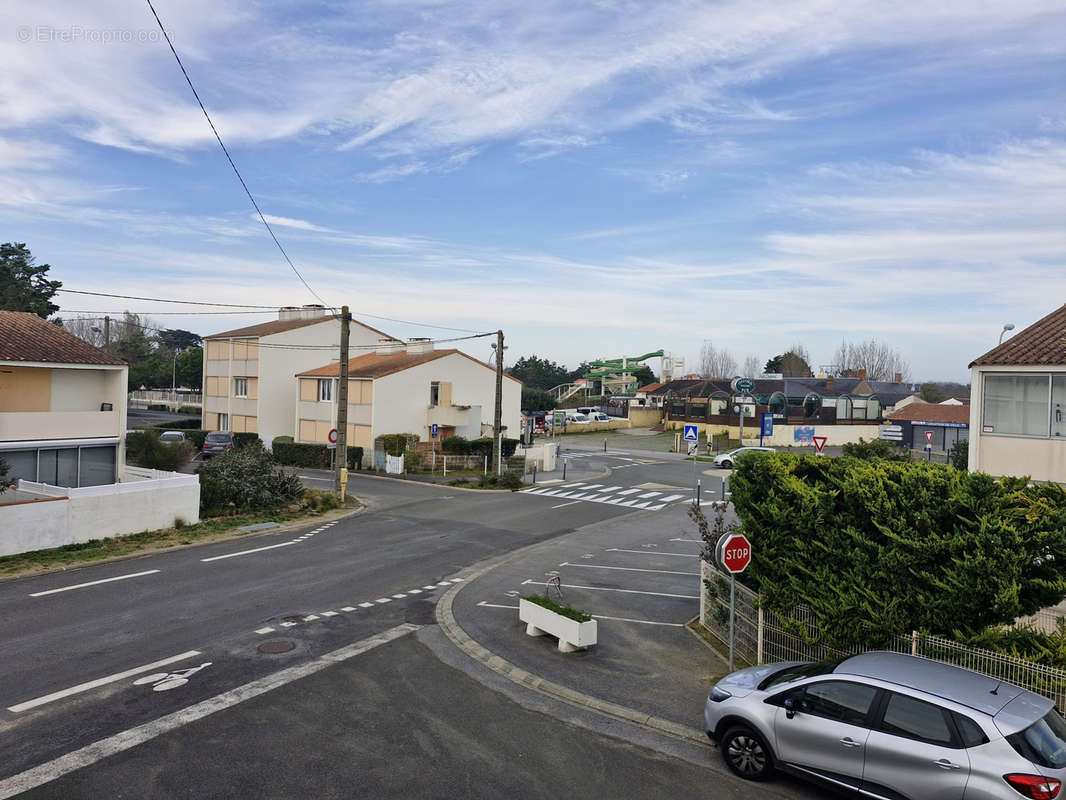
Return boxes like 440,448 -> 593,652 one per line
202,431 -> 234,458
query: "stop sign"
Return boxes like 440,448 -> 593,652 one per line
716,533 -> 752,574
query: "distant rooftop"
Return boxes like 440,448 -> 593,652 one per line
0,311 -> 126,366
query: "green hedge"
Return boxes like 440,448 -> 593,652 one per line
441,436 -> 518,457
522,594 -> 591,623
233,433 -> 260,450
271,436 -> 363,470
163,418 -> 205,430
729,452 -> 1066,649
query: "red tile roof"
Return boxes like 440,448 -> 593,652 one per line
205,315 -> 399,341
886,403 -> 969,425
970,304 -> 1066,367
637,382 -> 663,393
0,311 -> 126,366
298,348 -> 523,383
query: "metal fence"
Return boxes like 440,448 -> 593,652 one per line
700,561 -> 1066,709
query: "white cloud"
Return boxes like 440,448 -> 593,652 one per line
260,214 -> 333,233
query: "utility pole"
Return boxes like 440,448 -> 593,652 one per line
491,329 -> 504,475
334,306 -> 351,498
103,315 -> 111,350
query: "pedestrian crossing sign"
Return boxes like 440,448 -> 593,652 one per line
683,424 -> 698,442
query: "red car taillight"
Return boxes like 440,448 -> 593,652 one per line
226,444 -> 233,450
1005,775 -> 1062,799
202,444 -> 208,451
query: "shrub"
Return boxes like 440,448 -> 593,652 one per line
377,433 -> 419,456
303,489 -> 341,511
174,516 -> 186,529
232,432 -> 261,450
158,418 -> 204,430
0,457 -> 7,494
126,430 -> 195,471
949,439 -> 969,470
476,473 -> 497,488
954,620 -> 1066,669
441,436 -> 470,454
197,446 -> 303,513
728,452 -> 1066,649
271,437 -> 363,470
841,437 -> 912,462
522,594 -> 592,623
497,470 -> 523,490
405,451 -> 423,470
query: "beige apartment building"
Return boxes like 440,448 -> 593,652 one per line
0,311 -> 128,487
294,338 -> 522,463
969,303 -> 1066,483
202,305 -> 397,447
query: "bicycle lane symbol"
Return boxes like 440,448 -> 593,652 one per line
133,662 -> 213,692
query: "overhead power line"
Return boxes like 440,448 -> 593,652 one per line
144,0 -> 331,309
60,309 -> 274,316
57,289 -> 279,309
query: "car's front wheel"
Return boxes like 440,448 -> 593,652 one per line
720,725 -> 775,781
720,460 -> 733,469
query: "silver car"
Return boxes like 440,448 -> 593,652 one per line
712,446 -> 774,469
704,651 -> 1066,799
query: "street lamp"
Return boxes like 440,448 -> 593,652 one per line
999,323 -> 1015,345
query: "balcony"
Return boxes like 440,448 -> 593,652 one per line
0,411 -> 121,443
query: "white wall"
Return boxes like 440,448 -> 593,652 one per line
0,473 -> 199,557
373,352 -> 521,443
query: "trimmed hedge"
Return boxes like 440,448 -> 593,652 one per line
233,433 -> 260,450
163,418 -> 205,430
441,436 -> 518,457
272,436 -> 363,470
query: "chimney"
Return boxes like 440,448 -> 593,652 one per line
894,372 -> 902,383
376,337 -> 403,356
406,337 -> 434,355
826,375 -> 835,392
858,369 -> 867,380
299,304 -> 327,320
278,306 -> 300,321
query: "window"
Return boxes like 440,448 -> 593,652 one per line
318,379 -> 332,403
1008,710 -> 1066,769
234,378 -> 248,398
983,374 -> 1050,436
879,693 -> 954,746
79,446 -> 115,487
799,681 -> 878,726
953,712 -> 988,748
1054,376 -> 1066,438
218,413 -> 229,431
430,381 -> 440,406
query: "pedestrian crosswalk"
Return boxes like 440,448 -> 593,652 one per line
519,483 -> 688,511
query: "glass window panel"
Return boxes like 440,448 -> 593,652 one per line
1,450 -> 38,483
1053,376 -> 1066,439
983,375 -> 1049,436
801,681 -> 878,726
56,449 -> 78,488
880,694 -> 953,746
79,446 -> 115,487
38,449 -> 57,484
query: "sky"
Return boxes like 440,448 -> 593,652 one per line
2,0 -> 1064,383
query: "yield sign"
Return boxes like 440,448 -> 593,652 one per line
812,436 -> 827,453
925,431 -> 934,444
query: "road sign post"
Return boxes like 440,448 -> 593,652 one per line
684,424 -> 699,497
760,412 -> 773,447
716,532 -> 752,671
925,430 -> 934,460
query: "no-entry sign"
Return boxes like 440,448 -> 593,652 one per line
328,428 -> 338,444
717,533 -> 752,574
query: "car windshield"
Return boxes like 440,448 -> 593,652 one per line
206,434 -> 230,443
759,657 -> 846,690
1011,710 -> 1066,768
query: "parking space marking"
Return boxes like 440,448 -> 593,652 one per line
551,500 -> 581,509
607,548 -> 699,558
255,627 -> 275,635
520,579 -> 697,599
560,562 -> 699,576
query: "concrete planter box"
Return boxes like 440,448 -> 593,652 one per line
519,598 -> 597,653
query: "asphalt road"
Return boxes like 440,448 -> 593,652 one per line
0,456 -> 804,799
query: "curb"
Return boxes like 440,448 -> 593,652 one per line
435,549 -> 709,747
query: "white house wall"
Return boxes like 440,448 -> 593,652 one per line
372,353 -> 521,443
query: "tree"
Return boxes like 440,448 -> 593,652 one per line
699,341 -> 738,379
919,383 -> 950,403
632,365 -> 656,388
832,338 -> 911,382
0,243 -> 62,318
742,355 -> 761,378
157,328 -> 202,351
521,388 -> 554,411
765,348 -> 813,377
54,315 -> 106,347
175,347 -> 203,390
508,356 -> 570,391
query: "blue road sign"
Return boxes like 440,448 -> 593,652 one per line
760,413 -> 774,437
683,424 -> 698,442
431,423 -> 439,438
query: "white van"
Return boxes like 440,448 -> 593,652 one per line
565,412 -> 591,424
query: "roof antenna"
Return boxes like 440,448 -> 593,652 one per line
990,681 -> 1001,695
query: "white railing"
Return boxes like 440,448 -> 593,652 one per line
128,391 -> 203,408
700,561 -> 1066,709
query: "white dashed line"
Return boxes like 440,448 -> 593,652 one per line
201,540 -> 298,562
407,589 -> 422,594
422,585 -> 437,590
341,606 -> 357,612
391,594 -> 407,599
359,602 -> 374,608
303,615 -> 319,622
375,598 -> 391,604
280,621 -> 298,628
255,627 -> 275,635
320,611 -> 338,617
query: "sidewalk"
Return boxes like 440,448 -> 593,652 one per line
439,502 -> 729,740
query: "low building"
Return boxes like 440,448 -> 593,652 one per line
968,304 -> 1066,482
294,339 -> 522,462
0,311 -> 128,487
885,402 -> 969,452
201,305 -> 398,447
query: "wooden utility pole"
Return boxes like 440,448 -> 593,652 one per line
334,306 -> 351,498
491,329 -> 504,475
103,315 -> 111,349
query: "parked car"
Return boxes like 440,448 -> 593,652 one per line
589,412 -> 612,423
705,650 -> 1066,798
712,446 -> 774,469
566,412 -> 591,424
159,431 -> 187,444
201,431 -> 234,458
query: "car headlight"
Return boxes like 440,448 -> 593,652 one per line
710,686 -> 732,703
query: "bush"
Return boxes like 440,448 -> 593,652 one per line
126,430 -> 195,471
954,620 -> 1066,669
841,437 -> 912,462
405,451 -> 423,470
377,433 -> 418,456
159,418 -> 204,430
303,489 -> 341,511
522,594 -> 592,623
728,452 -> 1066,649
0,457 -> 7,494
233,433 -> 261,450
497,470 -> 523,490
271,437 -> 363,470
441,436 -> 470,454
177,405 -> 200,415
149,423 -> 208,449
197,446 -> 303,513
949,439 -> 969,470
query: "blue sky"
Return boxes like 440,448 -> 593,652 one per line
2,0 -> 1064,382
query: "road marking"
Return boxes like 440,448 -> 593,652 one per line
29,569 -> 161,597
359,602 -> 374,608
521,579 -> 697,600
391,594 -> 407,599
407,589 -> 422,594
580,484 -> 603,489
422,585 -> 436,590
450,578 -> 464,582
0,626 -> 418,799
320,611 -> 338,617
657,494 -> 686,503
648,504 -> 665,510
375,598 -> 391,604
636,491 -> 662,499
595,485 -> 622,492
561,483 -> 587,488
255,627 -> 275,635
560,562 -> 699,576
7,650 -> 201,713
670,538 -> 702,543
201,540 -> 298,562
340,606 -> 356,612
303,615 -> 319,621
607,548 -> 700,558
434,582 -> 450,588
550,500 -> 581,509
476,601 -> 684,627
280,621 -> 298,628
617,488 -> 640,495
